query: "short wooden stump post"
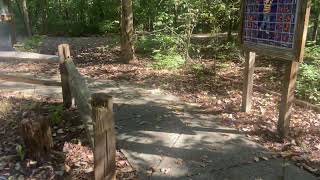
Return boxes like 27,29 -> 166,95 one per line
20,116 -> 53,160
91,93 -> 116,180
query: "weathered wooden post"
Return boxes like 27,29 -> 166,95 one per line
20,115 -> 53,160
277,61 -> 299,137
91,93 -> 116,180
58,44 -> 72,109
242,51 -> 256,113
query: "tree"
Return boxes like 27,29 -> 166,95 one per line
311,0 -> 320,42
120,0 -> 135,63
19,0 -> 32,37
6,0 -> 17,45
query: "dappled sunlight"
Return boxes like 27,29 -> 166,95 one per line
0,96 -> 12,119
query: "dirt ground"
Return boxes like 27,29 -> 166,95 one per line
0,36 -> 319,179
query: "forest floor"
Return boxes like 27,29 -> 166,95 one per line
0,36 -> 319,179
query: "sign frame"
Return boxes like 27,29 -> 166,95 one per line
239,0 -> 311,62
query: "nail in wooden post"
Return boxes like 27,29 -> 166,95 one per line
91,93 -> 116,180
58,44 -> 72,109
242,51 -> 256,112
277,61 -> 299,138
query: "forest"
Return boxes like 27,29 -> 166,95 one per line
0,0 -> 319,179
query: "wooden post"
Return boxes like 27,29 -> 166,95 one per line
277,61 -> 299,138
242,51 -> 256,112
91,93 -> 116,180
58,44 -> 72,109
20,115 -> 53,160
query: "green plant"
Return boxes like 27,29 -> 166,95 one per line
15,35 -> 44,52
98,20 -> 120,33
136,34 -> 182,54
16,144 -> 25,161
49,105 -> 63,125
151,51 -> 185,70
304,44 -> 320,65
296,64 -> 320,104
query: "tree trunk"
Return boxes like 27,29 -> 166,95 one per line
41,0 -> 49,34
7,0 -> 17,45
20,116 -> 53,160
227,19 -> 233,41
20,0 -> 32,37
312,14 -> 319,42
120,0 -> 135,63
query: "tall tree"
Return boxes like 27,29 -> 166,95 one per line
6,0 -> 16,45
311,0 -> 320,42
41,0 -> 49,34
19,0 -> 32,37
120,0 -> 135,63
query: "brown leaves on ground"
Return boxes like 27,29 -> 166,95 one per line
1,36 -> 318,178
39,37 -> 319,176
0,92 -> 137,179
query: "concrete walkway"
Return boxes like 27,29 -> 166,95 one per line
91,80 -> 317,180
0,74 -> 317,179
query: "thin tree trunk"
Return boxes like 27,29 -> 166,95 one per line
20,0 -> 32,37
4,0 -> 16,45
173,2 -> 178,28
227,19 -> 233,41
312,14 -> 319,42
120,0 -> 135,63
41,0 -> 49,34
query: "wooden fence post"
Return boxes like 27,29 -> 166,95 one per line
242,51 -> 256,112
277,61 -> 299,138
58,44 -> 72,109
91,93 -> 116,180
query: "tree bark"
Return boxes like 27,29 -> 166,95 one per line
41,0 -> 49,34
120,0 -> 135,63
20,0 -> 32,37
227,19 -> 233,41
312,14 -> 319,42
6,0 -> 16,45
20,116 -> 53,160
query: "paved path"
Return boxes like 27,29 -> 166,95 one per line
0,70 -> 317,179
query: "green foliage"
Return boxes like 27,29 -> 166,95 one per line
136,34 -> 182,54
15,35 -> 44,52
98,20 -> 120,34
304,44 -> 320,65
188,63 -> 208,80
296,43 -> 320,104
297,64 -> 320,104
16,144 -> 25,161
48,105 -> 63,125
136,34 -> 186,70
151,51 -> 185,70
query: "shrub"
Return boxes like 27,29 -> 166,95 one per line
296,64 -> 320,104
49,105 -> 64,125
136,34 -> 182,54
151,51 -> 185,70
304,44 -> 320,66
98,20 -> 120,34
15,35 -> 44,52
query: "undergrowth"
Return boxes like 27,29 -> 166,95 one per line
14,35 -> 45,52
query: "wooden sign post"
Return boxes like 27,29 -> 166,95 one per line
240,0 -> 311,138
